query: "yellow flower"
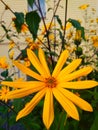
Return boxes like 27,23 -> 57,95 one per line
90,19 -> 94,23
9,51 -> 14,59
9,40 -> 15,49
79,4 -> 89,10
0,86 -> 10,102
25,37 -> 33,43
41,23 -> 55,34
26,36 -> 42,50
91,36 -> 98,47
90,30 -> 96,33
96,18 -> 98,23
1,48 -> 98,129
74,30 -> 82,42
21,24 -> 29,33
49,33 -> 55,41
0,56 -> 9,69
62,22 -> 72,30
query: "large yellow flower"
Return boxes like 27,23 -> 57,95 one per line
1,48 -> 98,129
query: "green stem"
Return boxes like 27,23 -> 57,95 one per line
49,0 -> 62,31
57,110 -> 67,130
7,110 -> 10,130
0,101 -> 17,114
34,0 -> 55,69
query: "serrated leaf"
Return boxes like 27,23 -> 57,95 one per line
27,0 -> 35,8
26,11 -> 41,40
14,12 -> 24,33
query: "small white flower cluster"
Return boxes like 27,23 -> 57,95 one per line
80,40 -> 98,70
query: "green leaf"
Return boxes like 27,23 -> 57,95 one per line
55,15 -> 63,29
68,18 -> 85,40
1,69 -> 8,78
90,111 -> 98,130
5,77 -> 13,81
27,0 -> 35,8
80,26 -> 85,40
20,49 -> 27,60
26,11 -> 41,40
68,18 -> 81,28
14,12 -> 24,33
59,111 -> 67,130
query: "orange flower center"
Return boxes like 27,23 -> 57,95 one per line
45,77 -> 57,88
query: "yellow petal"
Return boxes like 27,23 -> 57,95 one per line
43,88 -> 54,129
52,50 -> 69,77
53,88 -> 79,120
57,80 -> 98,89
57,87 -> 93,112
38,48 -> 51,77
16,88 -> 47,121
58,66 -> 93,82
57,59 -> 82,79
13,61 -> 44,81
27,49 -> 46,76
1,81 -> 44,89
6,85 -> 45,99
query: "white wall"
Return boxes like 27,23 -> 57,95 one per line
67,0 -> 97,24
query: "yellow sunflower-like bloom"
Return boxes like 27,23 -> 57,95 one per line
1,48 -> 98,129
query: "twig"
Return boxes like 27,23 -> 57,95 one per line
0,101 -> 17,114
35,0 -> 55,68
60,0 -> 68,54
0,0 -> 15,14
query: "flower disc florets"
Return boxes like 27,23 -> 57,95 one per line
45,77 -> 57,88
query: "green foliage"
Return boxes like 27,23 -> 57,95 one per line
68,18 -> 85,40
75,47 -> 83,56
55,15 -> 63,29
1,69 -> 8,78
14,12 -> 24,33
90,111 -> 98,130
27,0 -> 35,8
20,49 -> 27,60
26,11 -> 41,40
